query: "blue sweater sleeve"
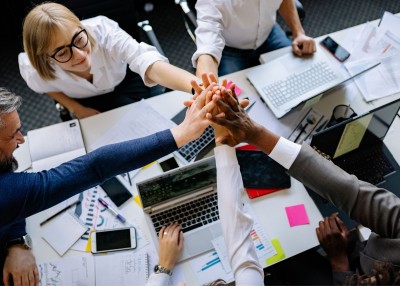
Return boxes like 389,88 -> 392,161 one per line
6,219 -> 26,240
0,130 -> 177,228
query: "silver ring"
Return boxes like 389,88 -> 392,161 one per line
163,232 -> 168,237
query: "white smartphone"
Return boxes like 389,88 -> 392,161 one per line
90,227 -> 137,253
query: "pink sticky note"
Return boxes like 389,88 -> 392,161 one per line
285,204 -> 310,227
226,81 -> 242,96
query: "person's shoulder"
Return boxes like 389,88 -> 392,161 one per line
82,15 -> 119,31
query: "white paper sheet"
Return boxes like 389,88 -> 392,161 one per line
38,254 -> 95,286
94,250 -> 149,286
87,100 -> 175,152
41,210 -> 88,256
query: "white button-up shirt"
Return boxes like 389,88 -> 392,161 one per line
192,0 -> 282,67
19,16 -> 168,98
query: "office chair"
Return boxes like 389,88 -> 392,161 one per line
175,0 -> 306,42
27,0 -> 167,121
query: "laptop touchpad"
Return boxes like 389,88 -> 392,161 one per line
280,54 -> 315,73
179,223 -> 222,261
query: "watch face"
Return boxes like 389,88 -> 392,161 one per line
24,234 -> 33,248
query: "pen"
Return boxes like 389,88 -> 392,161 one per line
127,173 -> 132,186
40,199 -> 80,226
98,197 -> 126,223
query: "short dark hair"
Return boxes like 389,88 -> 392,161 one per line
346,263 -> 400,285
0,88 -> 22,128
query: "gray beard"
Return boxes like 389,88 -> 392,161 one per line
0,156 -> 18,173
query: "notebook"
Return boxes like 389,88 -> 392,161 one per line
136,156 -> 221,261
94,250 -> 149,286
27,119 -> 86,171
41,208 -> 88,256
247,48 -> 379,118
311,99 -> 400,193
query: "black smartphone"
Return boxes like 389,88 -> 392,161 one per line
320,36 -> 350,62
91,227 -> 137,253
100,177 -> 132,207
159,156 -> 179,172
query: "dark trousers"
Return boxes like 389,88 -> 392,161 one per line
218,24 -> 292,76
76,68 -> 151,112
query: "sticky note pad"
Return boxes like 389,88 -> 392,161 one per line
285,204 -> 310,227
266,238 -> 285,265
226,81 -> 242,96
134,195 -> 142,208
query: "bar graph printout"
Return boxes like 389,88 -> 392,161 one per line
38,254 -> 95,286
189,251 -> 234,284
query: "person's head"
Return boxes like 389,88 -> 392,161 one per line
0,88 -> 24,173
22,2 -> 96,80
346,263 -> 400,285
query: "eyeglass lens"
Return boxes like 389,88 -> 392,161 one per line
53,30 -> 88,63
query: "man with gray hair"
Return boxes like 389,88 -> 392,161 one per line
0,88 -> 36,286
0,85 -> 216,286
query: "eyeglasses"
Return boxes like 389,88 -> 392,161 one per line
326,104 -> 357,128
49,29 -> 89,63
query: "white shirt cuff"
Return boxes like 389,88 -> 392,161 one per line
214,145 -> 238,168
269,137 -> 301,170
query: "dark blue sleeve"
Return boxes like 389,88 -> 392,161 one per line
5,219 -> 26,240
0,130 -> 177,227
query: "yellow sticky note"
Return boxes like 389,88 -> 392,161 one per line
134,195 -> 142,208
85,230 -> 93,252
265,238 -> 286,265
142,161 -> 156,170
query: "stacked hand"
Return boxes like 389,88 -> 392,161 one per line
187,73 -> 255,145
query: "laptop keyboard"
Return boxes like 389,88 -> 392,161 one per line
177,126 -> 214,162
262,61 -> 338,108
335,146 -> 395,185
151,192 -> 219,234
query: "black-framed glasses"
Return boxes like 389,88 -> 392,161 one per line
327,104 -> 357,128
49,29 -> 89,63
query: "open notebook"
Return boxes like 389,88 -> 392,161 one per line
27,119 -> 86,171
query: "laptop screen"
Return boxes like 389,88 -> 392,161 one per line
311,99 -> 400,160
137,156 -> 216,208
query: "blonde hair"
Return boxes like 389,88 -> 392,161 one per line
22,2 -> 96,80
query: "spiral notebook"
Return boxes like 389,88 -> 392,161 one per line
41,209 -> 88,256
94,250 -> 149,285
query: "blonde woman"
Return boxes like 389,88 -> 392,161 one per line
19,2 -> 198,119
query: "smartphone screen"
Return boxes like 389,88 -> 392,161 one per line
100,177 -> 132,207
320,36 -> 350,62
93,227 -> 136,252
159,157 -> 179,172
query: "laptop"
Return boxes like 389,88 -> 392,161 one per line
247,48 -> 379,118
311,99 -> 400,193
136,156 -> 222,261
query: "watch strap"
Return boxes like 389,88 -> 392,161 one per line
154,264 -> 172,276
6,234 -> 32,249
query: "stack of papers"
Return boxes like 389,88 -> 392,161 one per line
344,12 -> 400,101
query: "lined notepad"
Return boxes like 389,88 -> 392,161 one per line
41,210 -> 88,256
94,250 -> 149,285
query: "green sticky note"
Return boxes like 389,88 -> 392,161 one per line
265,238 -> 286,265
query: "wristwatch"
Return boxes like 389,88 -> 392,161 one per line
154,264 -> 172,276
6,234 -> 32,249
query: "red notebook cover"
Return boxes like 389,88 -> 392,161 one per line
236,144 -> 286,199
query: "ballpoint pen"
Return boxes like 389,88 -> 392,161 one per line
98,197 -> 126,223
40,199 -> 80,226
